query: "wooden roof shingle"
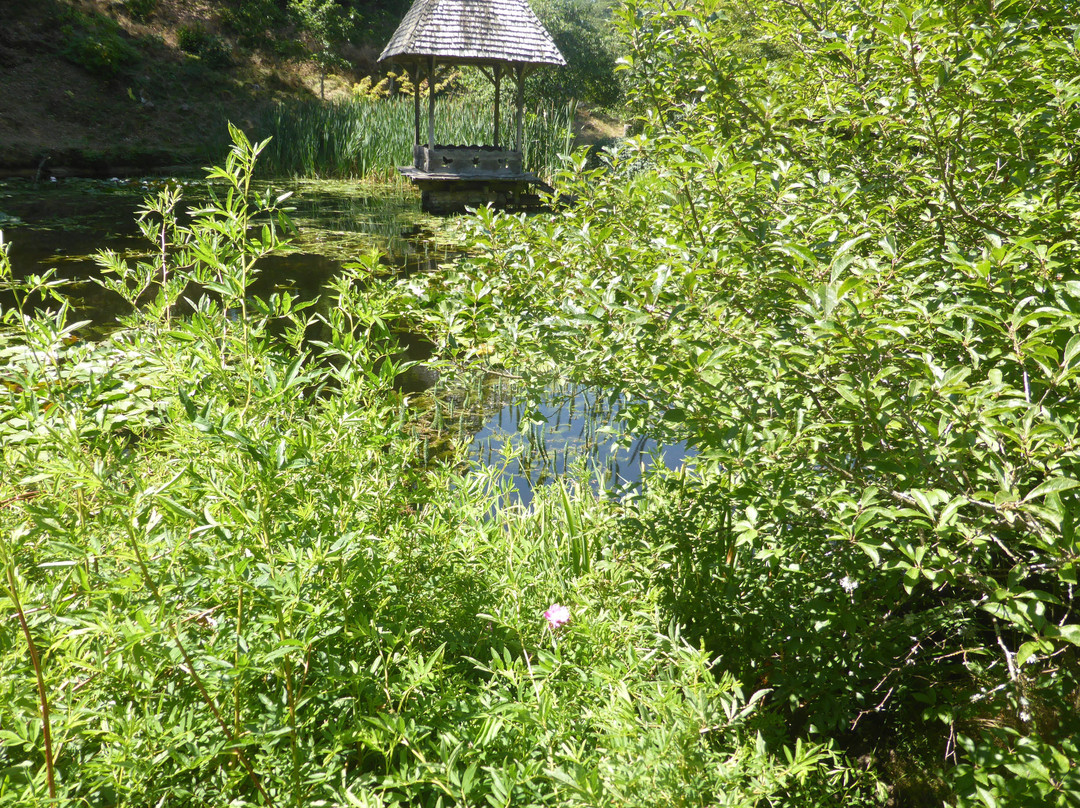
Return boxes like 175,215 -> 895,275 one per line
379,0 -> 566,66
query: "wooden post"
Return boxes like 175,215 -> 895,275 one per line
413,61 -> 421,147
427,55 -> 436,153
493,64 -> 502,149
514,63 -> 525,153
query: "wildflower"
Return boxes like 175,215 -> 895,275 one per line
840,576 -> 859,594
543,603 -> 570,629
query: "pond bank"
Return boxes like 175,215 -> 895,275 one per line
0,157 -> 204,181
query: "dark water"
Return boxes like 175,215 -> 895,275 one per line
0,175 -> 450,329
0,176 -> 692,500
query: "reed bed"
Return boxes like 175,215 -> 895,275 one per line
256,96 -> 576,180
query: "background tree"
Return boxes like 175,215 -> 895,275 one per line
292,0 -> 355,98
530,0 -> 624,108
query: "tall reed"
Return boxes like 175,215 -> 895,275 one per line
256,96 -> 576,180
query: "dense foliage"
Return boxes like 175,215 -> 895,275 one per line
530,0 -> 624,109
403,0 -> 1080,804
0,131 -> 877,806
6,0 -> 1080,805
57,4 -> 142,77
217,0 -> 410,56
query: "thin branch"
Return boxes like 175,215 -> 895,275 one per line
6,567 -> 55,800
0,491 -> 41,509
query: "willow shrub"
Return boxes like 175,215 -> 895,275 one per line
400,1 -> 1080,804
0,128 -> 879,806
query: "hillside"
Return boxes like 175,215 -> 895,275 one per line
0,0 -> 396,177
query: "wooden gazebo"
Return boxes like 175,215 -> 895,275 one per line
379,0 -> 565,213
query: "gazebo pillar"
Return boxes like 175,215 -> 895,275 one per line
493,64 -> 502,149
514,63 -> 525,152
413,61 -> 421,145
427,55 -> 436,152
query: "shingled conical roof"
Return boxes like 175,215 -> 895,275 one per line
379,0 -> 566,66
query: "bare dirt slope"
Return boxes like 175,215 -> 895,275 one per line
0,0 -> 622,177
0,0 -> 373,177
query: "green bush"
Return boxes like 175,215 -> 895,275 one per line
220,0 -> 290,48
0,125 -> 883,807
531,0 -> 624,108
59,11 -> 140,78
177,25 -> 231,69
121,0 -> 158,22
398,0 -> 1080,803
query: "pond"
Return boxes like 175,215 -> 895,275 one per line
0,175 -> 450,330
0,175 -> 692,503
467,381 -> 693,506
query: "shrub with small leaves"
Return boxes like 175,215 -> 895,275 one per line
398,1 -> 1080,804
0,125 -> 885,808
177,25 -> 231,69
121,0 -> 158,22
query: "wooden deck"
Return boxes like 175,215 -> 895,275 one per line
398,165 -> 552,213
399,167 -> 538,183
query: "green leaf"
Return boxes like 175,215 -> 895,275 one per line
1023,477 -> 1080,502
857,542 -> 881,565
1015,641 -> 1044,667
157,496 -> 197,521
936,496 -> 966,531
902,567 -> 920,594
1062,333 -> 1080,368
1055,624 -> 1080,647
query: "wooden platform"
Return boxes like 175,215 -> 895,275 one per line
399,166 -> 551,214
399,167 -> 537,183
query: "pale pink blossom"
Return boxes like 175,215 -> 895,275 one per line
544,603 -> 570,629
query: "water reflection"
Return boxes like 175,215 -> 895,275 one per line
468,382 -> 693,506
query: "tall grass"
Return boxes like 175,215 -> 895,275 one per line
256,96 -> 576,180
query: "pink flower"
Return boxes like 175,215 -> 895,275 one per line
544,603 -> 570,629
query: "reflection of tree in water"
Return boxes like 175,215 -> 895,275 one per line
466,380 -> 694,505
